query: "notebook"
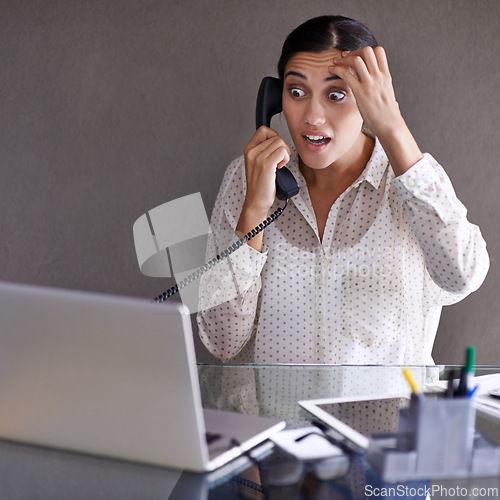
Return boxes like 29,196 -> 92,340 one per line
0,281 -> 285,472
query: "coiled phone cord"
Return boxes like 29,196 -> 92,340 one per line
153,199 -> 289,303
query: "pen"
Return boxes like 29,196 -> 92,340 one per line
403,367 -> 420,394
467,384 -> 479,398
445,369 -> 456,398
456,346 -> 475,397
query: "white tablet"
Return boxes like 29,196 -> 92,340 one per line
299,394 -> 410,452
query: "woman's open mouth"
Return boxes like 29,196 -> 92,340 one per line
302,134 -> 331,152
304,134 -> 331,146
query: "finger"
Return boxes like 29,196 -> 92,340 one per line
276,158 -> 289,170
252,134 -> 289,156
374,46 -> 390,75
328,64 -> 361,92
355,47 -> 380,76
340,47 -> 379,79
329,55 -> 365,82
262,137 -> 291,162
348,54 -> 372,82
246,136 -> 290,172
335,47 -> 380,77
267,145 -> 290,170
245,126 -> 279,152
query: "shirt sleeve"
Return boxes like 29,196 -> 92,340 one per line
392,153 -> 489,301
196,156 -> 268,361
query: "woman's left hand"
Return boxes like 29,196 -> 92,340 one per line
328,46 -> 404,140
329,46 -> 423,176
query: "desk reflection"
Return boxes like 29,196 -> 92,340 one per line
199,364 -> 439,426
1,364 -> 499,500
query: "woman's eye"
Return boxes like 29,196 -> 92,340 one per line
328,91 -> 346,101
289,88 -> 306,98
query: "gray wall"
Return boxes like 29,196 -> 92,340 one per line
1,0 -> 498,364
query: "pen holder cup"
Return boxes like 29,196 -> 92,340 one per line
397,394 -> 476,476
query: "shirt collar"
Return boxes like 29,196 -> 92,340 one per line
286,136 -> 389,192
353,137 -> 389,190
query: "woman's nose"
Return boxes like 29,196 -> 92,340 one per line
304,98 -> 326,126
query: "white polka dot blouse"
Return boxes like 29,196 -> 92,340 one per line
196,138 -> 489,365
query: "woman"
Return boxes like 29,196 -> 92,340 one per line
196,15 -> 489,365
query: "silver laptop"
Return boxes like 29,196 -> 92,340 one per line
0,281 -> 285,472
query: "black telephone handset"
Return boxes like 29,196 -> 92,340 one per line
153,77 -> 297,302
256,77 -> 299,200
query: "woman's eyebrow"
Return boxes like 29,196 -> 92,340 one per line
284,70 -> 307,80
284,70 -> 341,81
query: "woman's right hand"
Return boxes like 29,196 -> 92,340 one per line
236,126 -> 290,252
243,126 -> 291,214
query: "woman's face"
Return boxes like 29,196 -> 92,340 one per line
282,49 -> 365,170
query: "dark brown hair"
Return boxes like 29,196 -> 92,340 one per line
277,15 -> 378,79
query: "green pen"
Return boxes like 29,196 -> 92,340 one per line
456,346 -> 475,397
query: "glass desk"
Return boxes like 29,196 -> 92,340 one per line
1,364 -> 499,499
